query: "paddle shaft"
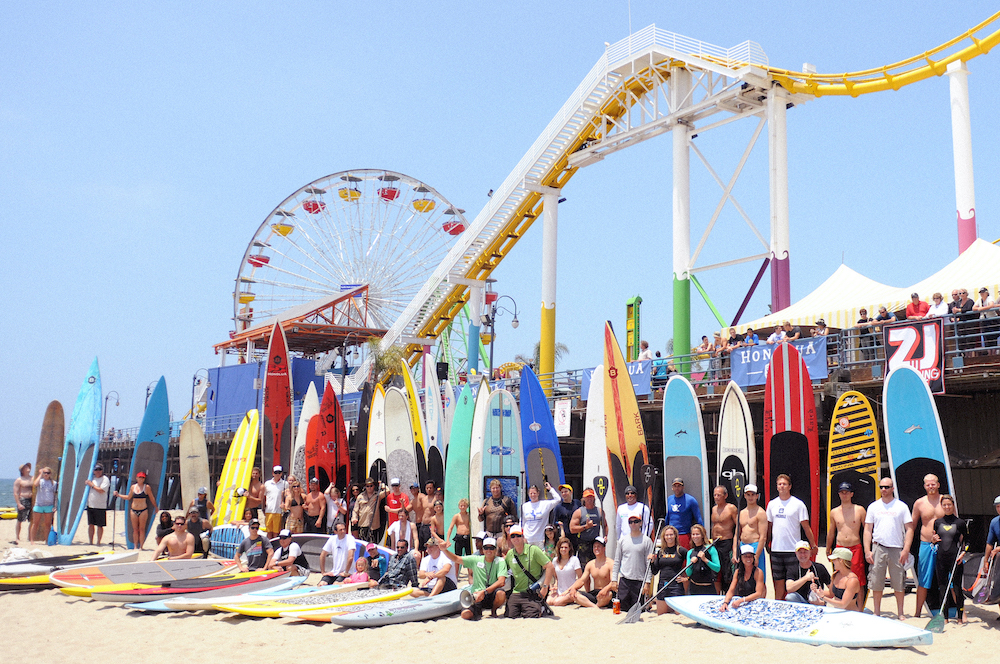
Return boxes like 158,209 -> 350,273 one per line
623,533 -> 720,622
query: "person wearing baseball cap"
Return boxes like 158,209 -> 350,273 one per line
85,463 -> 110,545
114,469 -> 156,550
666,477 -> 703,549
571,535 -> 615,608
384,477 -> 411,530
361,541 -> 387,584
263,466 -> 288,538
188,485 -> 215,522
186,505 -> 212,557
235,518 -> 273,572
571,487 -> 607,567
553,483 -> 581,552
827,481 -> 866,600
783,540 -> 831,605
504,524 -> 555,618
615,484 -> 651,539
814,547 -> 863,612
267,528 -> 310,577
737,483 -> 767,577
441,535 -> 508,619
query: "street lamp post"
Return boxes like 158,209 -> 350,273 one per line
102,391 -> 120,440
191,369 -> 211,421
481,295 -> 519,378
340,332 -> 362,398
144,381 -> 158,409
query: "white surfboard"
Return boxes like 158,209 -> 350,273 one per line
366,383 -> 387,483
291,382 -> 320,482
385,387 -> 417,490
583,365 -> 616,559
441,378 -> 456,454
179,420 -> 210,512
467,376 -> 491,511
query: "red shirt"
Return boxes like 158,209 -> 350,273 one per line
906,300 -> 930,319
385,491 -> 411,526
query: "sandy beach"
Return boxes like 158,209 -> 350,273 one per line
1,515 -> 996,663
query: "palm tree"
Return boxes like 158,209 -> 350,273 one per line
366,337 -> 406,385
513,341 -> 569,371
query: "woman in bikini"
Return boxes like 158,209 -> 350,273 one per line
283,476 -> 305,534
114,471 -> 156,549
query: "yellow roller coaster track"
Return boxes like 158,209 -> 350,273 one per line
400,12 -> 1000,367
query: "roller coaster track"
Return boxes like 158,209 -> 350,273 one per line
373,12 -> 1000,371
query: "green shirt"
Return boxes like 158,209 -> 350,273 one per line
459,554 -> 508,592
504,545 -> 550,593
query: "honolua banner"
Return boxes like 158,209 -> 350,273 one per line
730,336 -> 829,388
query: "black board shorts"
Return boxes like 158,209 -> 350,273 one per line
87,507 -> 107,527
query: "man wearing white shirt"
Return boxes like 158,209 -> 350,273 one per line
615,485 -> 651,537
766,474 -> 817,600
864,477 -> 914,619
412,538 -> 458,597
318,521 -> 357,585
263,465 -> 288,538
85,464 -> 111,545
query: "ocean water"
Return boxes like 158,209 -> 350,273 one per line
0,478 -> 15,507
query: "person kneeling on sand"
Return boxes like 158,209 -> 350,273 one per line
783,540 -> 831,605
153,516 -> 195,560
441,536 -> 508,619
570,536 -> 615,608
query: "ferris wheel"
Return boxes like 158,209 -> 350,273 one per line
234,169 -> 469,335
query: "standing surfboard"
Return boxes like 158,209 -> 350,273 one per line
311,381 -> 347,491
827,391 -> 880,520
583,365 -> 616,559
441,378 -> 456,454
423,359 -> 445,489
262,321 -> 293,474
444,384 -> 474,539
354,383 -> 374,485
401,361 -> 429,486
520,366 -> 565,488
467,377 -> 491,509
213,410 -> 260,527
125,376 -> 170,549
884,365 -> 954,513
366,384 -> 387,485
57,358 -> 102,545
717,381 -> 755,508
763,343 -> 819,543
36,401 -> 64,485
602,322 -> 650,508
292,382 -> 320,482
384,387 -> 417,490
179,419 -> 210,514
483,390 -> 523,504
662,375 -> 710,511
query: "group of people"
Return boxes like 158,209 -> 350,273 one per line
12,461 -> 113,546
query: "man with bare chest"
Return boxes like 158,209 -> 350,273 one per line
827,481 -> 867,597
912,474 -> 949,617
711,485 -> 738,591
572,537 -> 616,608
303,478 -> 327,533
153,516 -> 195,560
738,484 -> 768,580
416,480 -> 437,552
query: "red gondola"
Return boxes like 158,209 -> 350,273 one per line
442,220 -> 466,235
303,200 -> 326,214
378,187 -> 400,202
248,254 -> 270,267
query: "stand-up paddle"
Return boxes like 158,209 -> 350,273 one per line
620,534 -> 720,624
110,458 -> 120,550
594,475 -> 609,537
620,517 -> 663,624
927,541 -> 966,633
730,471 -> 745,573
48,455 -> 63,546
637,464 -> 655,534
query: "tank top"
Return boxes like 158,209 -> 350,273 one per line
578,505 -> 602,542
736,570 -> 756,597
196,497 -> 209,520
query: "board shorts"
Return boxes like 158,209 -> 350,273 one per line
471,590 -> 500,618
87,507 -> 106,527
742,541 -> 767,580
264,512 -> 283,533
422,577 -> 457,594
869,542 -> 905,592
846,542 -> 866,587
321,574 -> 348,584
453,534 -> 471,556
769,551 -> 798,581
417,523 -> 432,551
917,541 -> 937,589
17,497 -> 32,522
285,514 -> 304,534
33,505 -> 54,514
655,580 -> 684,600
303,513 -> 322,533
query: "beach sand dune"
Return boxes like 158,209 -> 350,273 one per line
1,516 -> 995,663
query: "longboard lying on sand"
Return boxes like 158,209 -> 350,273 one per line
0,550 -> 138,578
667,595 -> 933,648
216,586 -> 412,618
49,558 -> 232,589
163,580 -> 359,612
84,570 -> 289,602
328,587 -> 474,626
125,574 -> 305,612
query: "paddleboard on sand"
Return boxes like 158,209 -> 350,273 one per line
482,390 -> 522,502
86,570 -> 288,602
444,384 -> 474,545
366,383 -> 387,485
49,558 -> 232,589
520,366 -> 565,488
401,360 -> 430,486
884,365 -> 955,515
667,595 -> 932,647
217,586 -> 412,618
164,579 -> 356,611
384,387 -> 417,490
36,400 -> 64,487
602,322 -> 650,507
763,343 -> 819,543
262,321 -> 293,474
57,358 -> 102,545
827,390 -> 880,520
662,375 -> 709,511
292,382 -> 320,482
424,359 -> 445,488
717,381 -> 755,508
329,587 -> 473,626
583,364 -> 616,559
179,419 -> 210,514
125,574 -> 305,612
126,376 -> 170,549
468,377 -> 491,509
0,550 -> 139,580
213,410 -> 260,527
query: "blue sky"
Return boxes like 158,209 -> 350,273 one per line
2,2 -> 998,473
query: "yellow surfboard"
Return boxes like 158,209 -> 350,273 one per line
401,360 -> 429,484
213,410 -> 260,527
826,391 -> 880,521
602,321 -> 649,508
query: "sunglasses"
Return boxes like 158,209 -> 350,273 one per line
509,534 -> 523,539
249,525 -> 259,529
880,485 -> 893,489
396,545 -> 408,550
173,522 -> 185,526
625,491 -> 636,496
483,545 -> 497,550
628,519 -> 641,524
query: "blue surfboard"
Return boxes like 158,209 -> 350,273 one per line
56,358 -> 102,545
519,367 -> 565,488
661,375 -> 709,511
482,389 -> 523,505
125,376 -> 170,549
884,365 -> 954,513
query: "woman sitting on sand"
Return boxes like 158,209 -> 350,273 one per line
720,544 -> 766,612
816,548 -> 862,611
155,511 -> 174,544
550,537 -> 582,607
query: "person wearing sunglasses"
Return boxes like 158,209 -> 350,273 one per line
504,524 -> 555,618
234,518 -> 273,572
441,536 -> 508,620
352,478 -> 387,543
863,478 -> 914,619
379,538 -> 419,590
263,465 -> 288,538
152,516 -> 195,560
615,485 -> 651,540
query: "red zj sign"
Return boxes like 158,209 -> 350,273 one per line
883,318 -> 946,394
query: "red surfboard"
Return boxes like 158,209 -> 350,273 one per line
310,381 -> 349,492
263,322 -> 293,474
763,343 -> 819,545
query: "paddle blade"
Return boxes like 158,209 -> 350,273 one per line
619,599 -> 644,624
732,471 -> 746,502
594,476 -> 609,503
638,464 -> 654,497
925,613 -> 944,633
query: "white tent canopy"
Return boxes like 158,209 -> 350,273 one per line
737,238 -> 1000,334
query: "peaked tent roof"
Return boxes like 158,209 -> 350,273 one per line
737,238 -> 1000,333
